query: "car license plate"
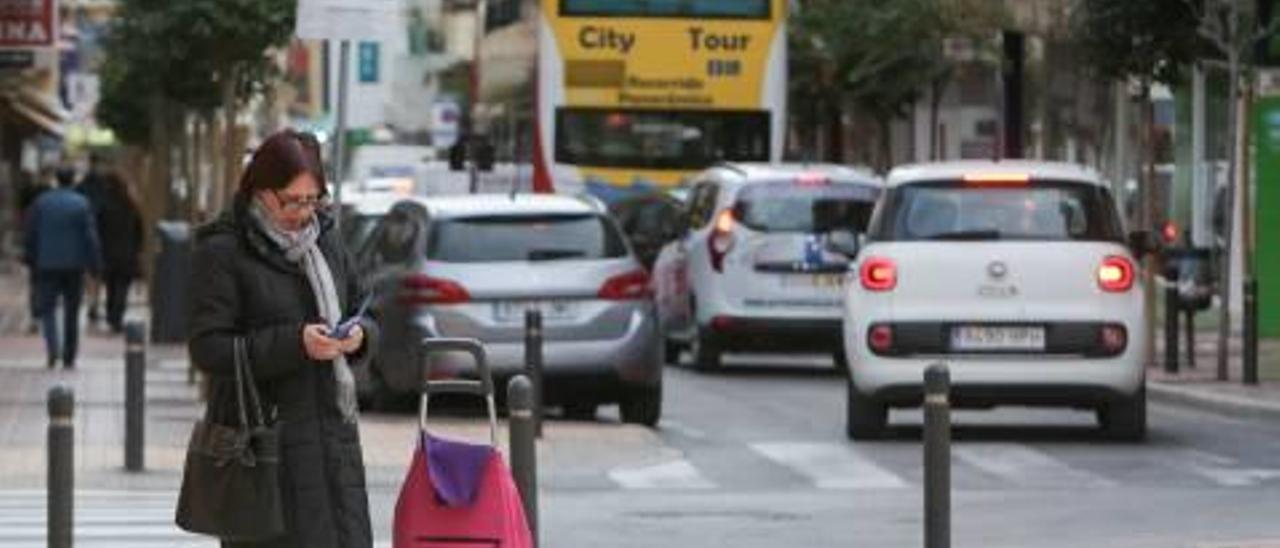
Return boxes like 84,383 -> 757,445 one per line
493,300 -> 577,323
951,326 -> 1046,352
780,273 -> 846,289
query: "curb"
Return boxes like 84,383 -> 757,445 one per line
1148,382 -> 1280,421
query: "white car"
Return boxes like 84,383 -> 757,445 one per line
842,161 -> 1152,440
654,163 -> 883,370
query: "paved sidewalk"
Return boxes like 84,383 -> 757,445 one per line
1149,329 -> 1280,420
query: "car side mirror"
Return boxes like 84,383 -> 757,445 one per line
826,230 -> 862,258
1128,230 -> 1158,258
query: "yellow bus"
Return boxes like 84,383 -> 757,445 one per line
479,0 -> 788,200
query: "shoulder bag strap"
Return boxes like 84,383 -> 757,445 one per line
233,337 -> 267,428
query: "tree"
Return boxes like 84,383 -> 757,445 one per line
96,0 -> 296,217
789,0 -> 1004,168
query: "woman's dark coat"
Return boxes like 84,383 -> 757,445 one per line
188,195 -> 380,548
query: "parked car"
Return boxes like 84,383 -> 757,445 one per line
841,161 -> 1152,440
652,163 -> 883,371
355,194 -> 663,426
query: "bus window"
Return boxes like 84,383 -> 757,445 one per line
560,0 -> 770,18
555,108 -> 770,170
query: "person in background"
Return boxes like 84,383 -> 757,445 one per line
97,173 -> 144,334
16,168 -> 52,334
76,153 -> 110,325
24,166 -> 103,369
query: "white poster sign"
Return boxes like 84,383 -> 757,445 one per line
296,0 -> 398,42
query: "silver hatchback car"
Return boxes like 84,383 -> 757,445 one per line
354,194 -> 663,426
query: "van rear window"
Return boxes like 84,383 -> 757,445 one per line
734,182 -> 880,234
868,180 -> 1124,242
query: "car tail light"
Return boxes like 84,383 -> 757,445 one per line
599,269 -> 652,300
711,315 -> 734,331
859,257 -> 897,291
1100,325 -> 1128,355
1097,256 -> 1135,292
708,209 -> 736,272
399,274 -> 470,305
867,324 -> 894,354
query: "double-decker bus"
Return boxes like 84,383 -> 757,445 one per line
478,0 -> 788,200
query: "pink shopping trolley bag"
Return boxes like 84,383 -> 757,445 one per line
392,338 -> 533,548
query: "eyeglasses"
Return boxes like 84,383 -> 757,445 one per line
272,190 -> 329,212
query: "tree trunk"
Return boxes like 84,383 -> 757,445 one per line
825,98 -> 845,163
1140,86 -> 1158,375
149,95 -> 173,220
220,69 -> 239,211
877,116 -> 893,172
930,78 -> 946,160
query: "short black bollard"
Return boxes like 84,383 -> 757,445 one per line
507,375 -> 539,547
524,310 -> 545,438
1243,277 -> 1259,386
1184,307 -> 1197,369
1164,273 -> 1180,374
48,386 -> 74,548
924,364 -> 950,548
125,320 -> 146,472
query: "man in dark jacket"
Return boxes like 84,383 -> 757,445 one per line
96,174 -> 144,333
25,167 -> 103,369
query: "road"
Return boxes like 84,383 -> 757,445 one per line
3,353 -> 1278,547
365,353 -> 1280,548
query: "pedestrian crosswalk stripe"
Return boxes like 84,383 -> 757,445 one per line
953,444 -> 1117,488
1176,450 -> 1280,487
749,442 -> 909,490
0,490 -> 215,547
608,459 -> 717,490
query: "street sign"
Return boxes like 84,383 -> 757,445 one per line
295,0 -> 398,42
358,42 -> 379,83
0,0 -> 56,48
0,49 -> 33,69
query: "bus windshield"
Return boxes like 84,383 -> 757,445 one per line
555,108 -> 770,170
560,0 -> 770,18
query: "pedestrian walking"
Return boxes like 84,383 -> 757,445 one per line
96,173 -> 144,334
77,154 -> 110,325
24,167 -> 103,369
185,130 -> 379,548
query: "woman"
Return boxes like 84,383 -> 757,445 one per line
188,130 -> 379,548
96,173 -> 144,333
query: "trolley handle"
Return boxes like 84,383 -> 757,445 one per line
420,338 -> 494,397
418,337 -> 499,447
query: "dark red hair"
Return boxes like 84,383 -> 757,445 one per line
237,130 -> 327,196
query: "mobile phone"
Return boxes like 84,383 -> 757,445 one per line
330,294 -> 374,339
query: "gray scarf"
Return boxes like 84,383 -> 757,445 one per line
249,200 -> 358,423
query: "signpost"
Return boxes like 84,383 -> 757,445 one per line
0,0 -> 56,74
295,0 -> 398,214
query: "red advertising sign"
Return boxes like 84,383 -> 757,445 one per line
0,0 -> 55,48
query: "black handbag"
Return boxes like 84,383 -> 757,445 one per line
175,337 -> 285,541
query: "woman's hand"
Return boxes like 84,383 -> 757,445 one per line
303,324 -> 343,361
336,325 -> 365,355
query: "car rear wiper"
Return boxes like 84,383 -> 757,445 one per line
924,230 -> 1003,241
527,248 -> 587,261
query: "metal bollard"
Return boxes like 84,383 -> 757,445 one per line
1184,308 -> 1197,369
924,364 -> 950,548
48,386 -> 74,548
1164,274 -> 1180,374
507,375 -> 539,547
1243,277 -> 1259,386
524,309 -> 545,438
125,320 -> 146,472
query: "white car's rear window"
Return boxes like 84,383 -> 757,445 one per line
734,181 -> 880,234
870,180 -> 1124,242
